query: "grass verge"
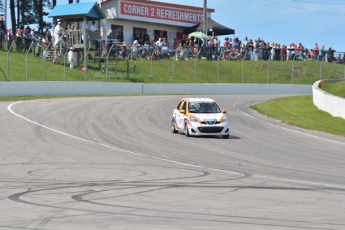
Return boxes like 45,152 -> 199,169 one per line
1,49 -> 345,84
321,81 -> 345,98
251,95 -> 345,137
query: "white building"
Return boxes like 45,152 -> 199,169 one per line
99,0 -> 215,45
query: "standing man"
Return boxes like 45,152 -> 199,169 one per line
89,21 -> 97,32
0,28 -> 3,50
314,43 -> 320,60
68,47 -> 75,69
53,21 -> 63,47
133,29 -> 140,43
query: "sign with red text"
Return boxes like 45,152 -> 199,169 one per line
120,1 -> 204,24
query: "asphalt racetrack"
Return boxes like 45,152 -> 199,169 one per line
1,95 -> 345,229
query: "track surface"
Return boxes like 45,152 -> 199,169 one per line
1,95 -> 345,229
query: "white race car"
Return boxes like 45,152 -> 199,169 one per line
171,98 -> 230,138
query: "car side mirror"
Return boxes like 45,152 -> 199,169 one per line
180,109 -> 186,114
222,109 -> 227,114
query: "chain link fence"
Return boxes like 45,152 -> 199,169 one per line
1,39 -> 345,83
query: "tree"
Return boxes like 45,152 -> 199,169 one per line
0,0 -> 4,13
32,0 -> 52,30
10,0 -> 16,32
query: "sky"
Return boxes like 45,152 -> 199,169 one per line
2,0 -> 344,52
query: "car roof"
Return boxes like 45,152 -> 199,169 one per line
186,98 -> 215,103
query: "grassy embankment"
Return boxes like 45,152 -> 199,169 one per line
251,81 -> 345,137
1,49 -> 345,84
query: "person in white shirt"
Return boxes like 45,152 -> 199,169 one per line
53,21 -> 63,47
89,21 -> 97,32
68,47 -> 75,69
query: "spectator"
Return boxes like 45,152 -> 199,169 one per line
320,45 -> 326,61
35,39 -> 42,57
309,49 -> 315,60
287,44 -> 294,60
248,39 -> 254,59
0,22 -> 5,33
68,47 -> 74,69
120,42 -> 128,59
23,33 -> 32,53
136,33 -> 142,45
314,43 -> 319,60
327,47 -> 335,62
161,41 -> 170,59
173,38 -> 179,51
188,38 -> 194,48
334,53 -> 342,64
45,31 -> 52,47
16,29 -> 24,52
270,42 -> 276,60
89,21 -> 97,32
142,30 -> 150,44
53,21 -> 63,47
280,44 -> 287,61
177,40 -> 189,61
30,28 -> 36,40
6,28 -> 14,51
159,31 -> 165,40
205,41 -> 213,61
232,37 -> 239,50
0,28 -> 3,50
155,37 -> 163,49
25,26 -> 31,35
116,31 -> 124,42
106,29 -> 113,51
131,40 -> 139,60
133,29 -> 140,42
214,36 -> 220,49
38,29 -> 45,40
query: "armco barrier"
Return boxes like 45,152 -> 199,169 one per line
0,82 -> 312,97
313,80 -> 345,119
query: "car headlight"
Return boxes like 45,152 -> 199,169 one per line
222,116 -> 228,122
190,115 -> 199,122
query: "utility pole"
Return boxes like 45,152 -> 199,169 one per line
203,0 -> 207,34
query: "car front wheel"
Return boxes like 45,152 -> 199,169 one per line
184,124 -> 190,137
222,134 -> 229,139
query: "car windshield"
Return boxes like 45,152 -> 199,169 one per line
188,101 -> 221,113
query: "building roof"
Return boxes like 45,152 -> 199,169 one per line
48,2 -> 106,20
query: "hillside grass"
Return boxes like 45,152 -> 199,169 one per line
321,81 -> 345,98
251,95 -> 345,137
1,49 -> 345,84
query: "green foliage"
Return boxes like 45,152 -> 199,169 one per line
0,0 -> 4,12
251,96 -> 345,137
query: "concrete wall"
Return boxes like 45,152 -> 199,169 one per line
313,80 -> 345,119
0,82 -> 312,98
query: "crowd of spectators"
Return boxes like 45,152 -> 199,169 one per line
1,21 -> 344,65
97,30 -> 345,63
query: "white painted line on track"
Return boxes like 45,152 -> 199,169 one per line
233,101 -> 345,146
8,101 -> 345,190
